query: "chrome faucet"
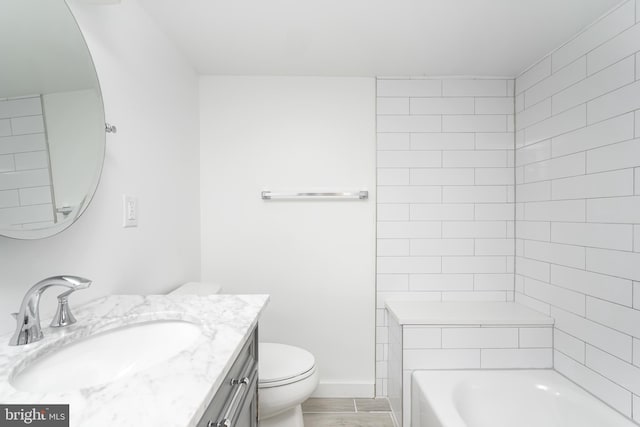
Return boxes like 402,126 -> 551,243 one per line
9,276 -> 92,346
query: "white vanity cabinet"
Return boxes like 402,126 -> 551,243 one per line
198,328 -> 259,427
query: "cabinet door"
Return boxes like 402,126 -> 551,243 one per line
197,328 -> 258,427
229,379 -> 258,427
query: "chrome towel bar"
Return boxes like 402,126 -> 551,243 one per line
261,190 -> 368,200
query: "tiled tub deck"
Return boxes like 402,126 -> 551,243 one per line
386,301 -> 554,426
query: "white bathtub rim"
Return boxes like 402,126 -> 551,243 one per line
411,369 -> 637,427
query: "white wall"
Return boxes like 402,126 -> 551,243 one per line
0,0 -> 98,98
0,0 -> 200,335
514,0 -> 640,422
375,77 -> 515,395
43,89 -> 104,221
200,76 -> 376,397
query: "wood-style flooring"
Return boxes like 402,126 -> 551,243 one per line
301,398 -> 396,427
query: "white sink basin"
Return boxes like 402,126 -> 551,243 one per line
11,320 -> 201,393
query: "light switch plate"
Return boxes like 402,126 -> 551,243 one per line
123,195 -> 138,228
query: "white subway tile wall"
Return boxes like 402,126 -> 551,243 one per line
0,96 -> 54,228
376,77 -> 515,395
515,0 -> 640,421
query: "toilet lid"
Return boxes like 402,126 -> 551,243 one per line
259,342 -> 316,386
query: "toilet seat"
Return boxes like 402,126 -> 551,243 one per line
259,343 -> 316,389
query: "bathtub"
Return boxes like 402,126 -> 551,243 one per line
411,370 -> 636,427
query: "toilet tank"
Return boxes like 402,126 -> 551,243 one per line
169,282 -> 222,295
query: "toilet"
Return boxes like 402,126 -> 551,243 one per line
170,282 -> 319,427
258,342 -> 318,427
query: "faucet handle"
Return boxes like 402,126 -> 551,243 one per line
49,291 -> 78,328
9,276 -> 91,346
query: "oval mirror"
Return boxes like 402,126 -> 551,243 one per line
0,0 -> 105,239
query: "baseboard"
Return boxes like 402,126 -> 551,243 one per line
311,381 -> 375,398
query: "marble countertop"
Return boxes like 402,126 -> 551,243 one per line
0,294 -> 269,427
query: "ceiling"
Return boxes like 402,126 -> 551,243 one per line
138,0 -> 623,77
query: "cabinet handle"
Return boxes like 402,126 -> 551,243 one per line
230,376 -> 249,386
209,365 -> 257,427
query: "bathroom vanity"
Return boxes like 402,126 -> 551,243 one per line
0,294 -> 269,427
198,328 -> 258,427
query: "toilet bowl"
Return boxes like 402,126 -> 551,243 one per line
258,342 -> 319,427
169,282 -> 319,427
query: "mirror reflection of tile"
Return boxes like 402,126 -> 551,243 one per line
0,95 -> 55,229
